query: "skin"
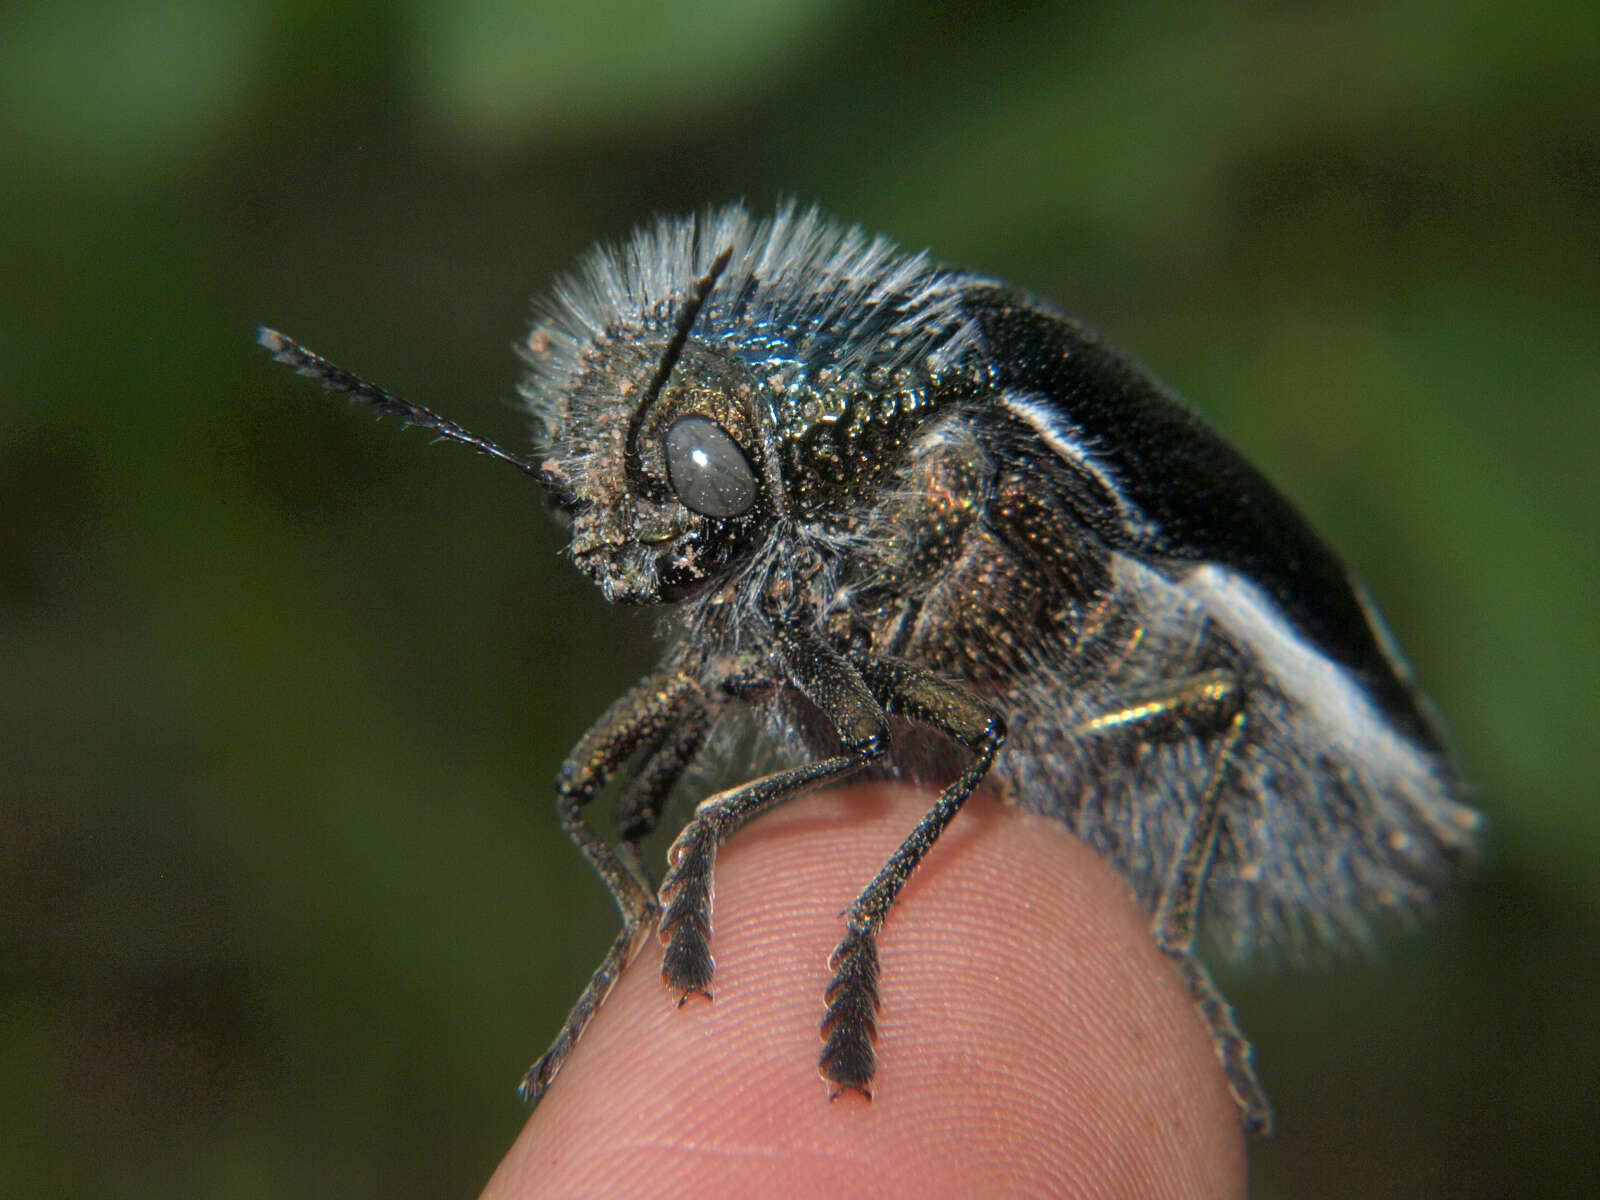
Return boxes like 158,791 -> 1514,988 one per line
481,783 -> 1246,1199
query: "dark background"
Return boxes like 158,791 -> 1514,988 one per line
4,1 -> 1597,1195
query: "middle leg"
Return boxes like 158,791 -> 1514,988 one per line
818,656 -> 1007,1097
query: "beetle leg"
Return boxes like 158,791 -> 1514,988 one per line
1149,707 -> 1273,1135
517,668 -> 703,1106
657,623 -> 889,999
1076,675 -> 1271,1133
818,656 -> 1006,1098
658,754 -> 866,997
610,707 -> 713,891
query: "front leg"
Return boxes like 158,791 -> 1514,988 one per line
658,754 -> 865,997
517,667 -> 704,1106
657,623 -> 889,1001
610,707 -> 712,891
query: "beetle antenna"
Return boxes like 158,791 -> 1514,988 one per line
624,244 -> 735,499
257,326 -> 541,479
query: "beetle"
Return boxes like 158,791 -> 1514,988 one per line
261,202 -> 1479,1132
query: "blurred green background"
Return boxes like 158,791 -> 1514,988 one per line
3,0 -> 1596,1195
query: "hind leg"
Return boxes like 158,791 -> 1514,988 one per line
1079,678 -> 1272,1134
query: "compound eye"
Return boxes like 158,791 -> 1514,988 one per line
663,415 -> 757,518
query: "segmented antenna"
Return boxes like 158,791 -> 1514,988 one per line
624,244 -> 736,500
256,327 -> 541,479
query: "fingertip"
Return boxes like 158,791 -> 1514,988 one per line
484,784 -> 1245,1198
